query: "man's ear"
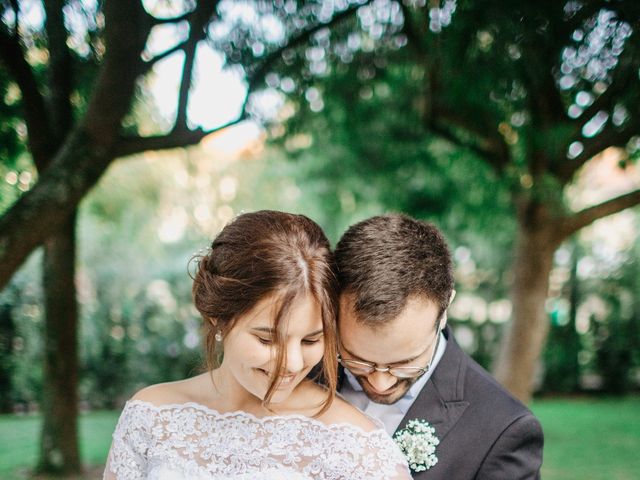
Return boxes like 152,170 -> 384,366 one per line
439,289 -> 457,330
439,311 -> 448,330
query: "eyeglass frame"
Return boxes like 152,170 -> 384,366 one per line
337,323 -> 442,380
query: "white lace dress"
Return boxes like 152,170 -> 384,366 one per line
103,400 -> 411,480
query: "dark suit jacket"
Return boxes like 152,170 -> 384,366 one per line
397,327 -> 543,479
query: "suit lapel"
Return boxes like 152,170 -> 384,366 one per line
396,327 -> 469,442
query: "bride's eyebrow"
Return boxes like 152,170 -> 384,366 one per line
251,327 -> 324,337
251,327 -> 275,334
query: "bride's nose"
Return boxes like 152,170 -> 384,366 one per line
284,342 -> 305,373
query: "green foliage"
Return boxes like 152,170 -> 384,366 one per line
588,242 -> 640,394
0,152 -> 215,409
266,0 -> 640,228
1,0 -> 638,418
262,23 -> 519,321
0,70 -> 23,165
77,155 -> 212,406
0,69 -> 33,214
0,254 -> 44,410
0,1 -> 103,217
262,0 -> 640,397
0,302 -> 15,412
593,308 -> 639,394
541,221 -> 640,395
543,321 -> 582,393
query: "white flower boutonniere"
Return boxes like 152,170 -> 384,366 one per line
394,419 -> 440,472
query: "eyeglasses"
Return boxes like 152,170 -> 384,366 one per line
338,325 -> 441,380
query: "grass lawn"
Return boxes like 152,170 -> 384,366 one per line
0,410 -> 117,479
0,396 -> 638,479
531,396 -> 640,480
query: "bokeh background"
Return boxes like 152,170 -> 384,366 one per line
1,1 -> 639,479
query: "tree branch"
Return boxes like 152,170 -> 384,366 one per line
398,1 -> 426,57
114,115 -> 246,158
9,0 -> 20,35
516,38 -> 567,178
0,1 -> 152,292
175,38 -> 197,130
555,120 -> 638,181
141,40 -> 187,73
430,107 -> 510,173
429,119 -> 509,173
44,0 -> 74,167
148,11 -> 193,26
577,82 -> 630,132
81,0 -> 150,145
0,130 -> 113,293
0,25 -> 53,164
173,1 -> 218,131
558,189 -> 640,239
246,1 -> 372,93
141,1 -> 218,76
0,0 -> 372,292
582,123 -> 637,161
562,1 -> 606,39
571,48 -> 638,137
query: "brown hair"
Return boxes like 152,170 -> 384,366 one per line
192,210 -> 337,414
335,213 -> 454,327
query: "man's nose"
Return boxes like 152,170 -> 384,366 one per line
366,370 -> 397,393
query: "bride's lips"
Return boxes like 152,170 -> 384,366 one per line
256,369 -> 298,388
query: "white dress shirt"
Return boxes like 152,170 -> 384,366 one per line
340,332 -> 447,435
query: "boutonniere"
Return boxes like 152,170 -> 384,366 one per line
394,419 -> 439,472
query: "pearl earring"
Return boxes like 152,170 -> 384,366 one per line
215,330 -> 223,342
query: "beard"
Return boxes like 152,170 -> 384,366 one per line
354,375 -> 420,405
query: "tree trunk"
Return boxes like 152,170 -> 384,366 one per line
493,220 -> 559,403
37,211 -> 80,474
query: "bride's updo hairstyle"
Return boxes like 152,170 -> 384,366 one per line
192,210 -> 338,414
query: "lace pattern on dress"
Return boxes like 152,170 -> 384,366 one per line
104,400 -> 410,480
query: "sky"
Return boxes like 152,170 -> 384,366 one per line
7,0 -> 264,140
148,36 -> 248,131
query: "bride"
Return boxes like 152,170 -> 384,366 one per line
103,210 -> 411,480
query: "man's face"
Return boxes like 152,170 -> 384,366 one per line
338,294 -> 443,405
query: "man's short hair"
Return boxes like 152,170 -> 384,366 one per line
335,213 -> 454,326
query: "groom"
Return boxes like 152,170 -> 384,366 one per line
335,214 -> 543,479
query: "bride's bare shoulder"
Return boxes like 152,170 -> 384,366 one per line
304,385 -> 379,433
131,373 -> 209,406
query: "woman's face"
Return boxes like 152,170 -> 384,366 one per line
219,292 -> 325,405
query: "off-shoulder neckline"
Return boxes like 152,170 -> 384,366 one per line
126,399 -> 386,436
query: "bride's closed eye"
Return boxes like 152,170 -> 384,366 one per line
254,335 -> 323,346
302,335 -> 323,345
